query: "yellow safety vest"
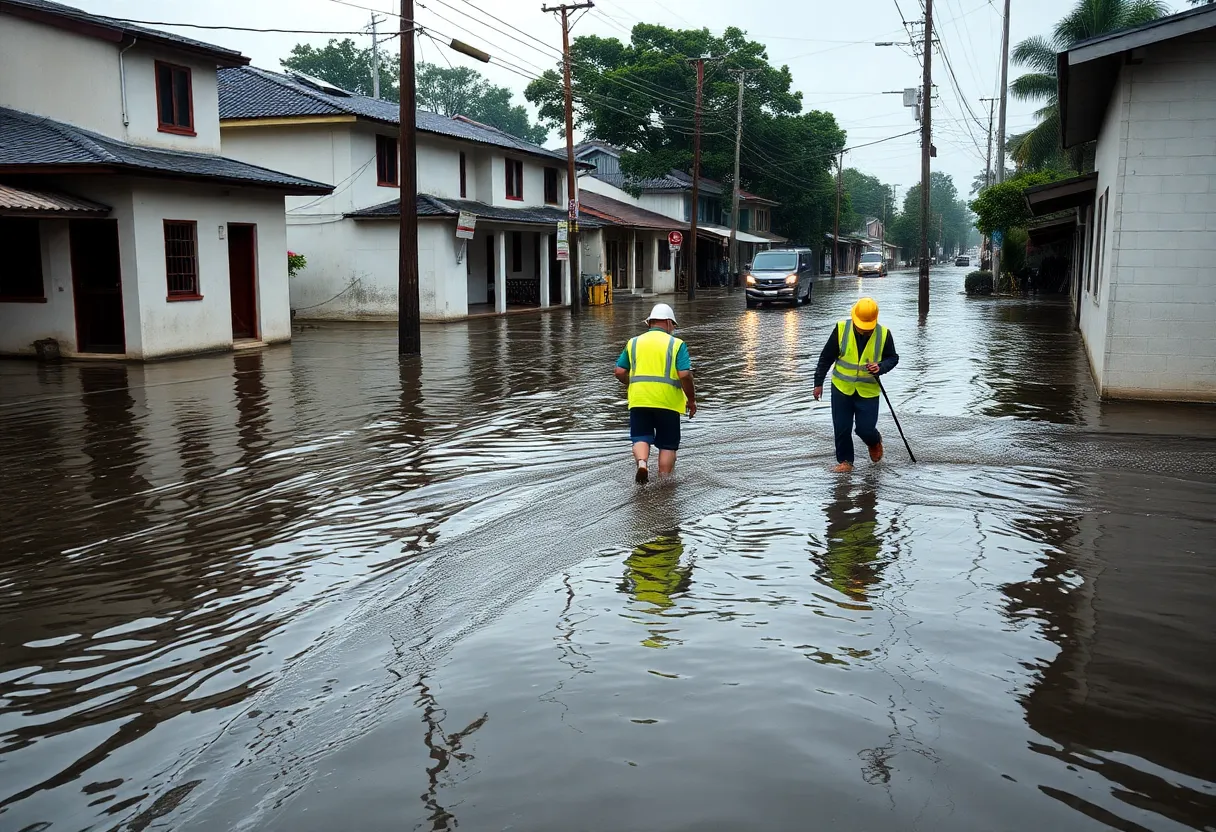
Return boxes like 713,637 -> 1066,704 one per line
830,319 -> 887,398
627,329 -> 687,412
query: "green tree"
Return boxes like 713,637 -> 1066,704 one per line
889,173 -> 973,256
417,64 -> 548,144
524,24 -> 846,243
1010,0 -> 1169,171
842,168 -> 894,231
282,38 -> 399,101
969,170 -> 1066,235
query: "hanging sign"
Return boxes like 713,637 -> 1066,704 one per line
992,229 -> 1004,250
556,221 -> 570,261
456,211 -> 477,239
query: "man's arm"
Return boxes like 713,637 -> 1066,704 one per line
679,370 -> 696,417
876,332 -> 899,374
813,329 -> 839,396
614,347 -> 630,386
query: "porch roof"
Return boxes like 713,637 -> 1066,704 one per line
347,194 -> 605,228
0,107 -> 332,194
749,229 -> 789,244
0,182 -> 110,217
579,191 -> 686,231
1026,214 -> 1077,245
1024,173 -> 1098,217
697,224 -> 771,245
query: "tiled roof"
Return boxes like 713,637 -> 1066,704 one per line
348,195 -> 604,228
0,0 -> 248,66
0,182 -> 110,215
219,67 -> 576,165
579,191 -> 685,231
0,107 -> 332,194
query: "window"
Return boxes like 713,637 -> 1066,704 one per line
163,220 -> 200,298
659,241 -> 672,271
155,61 -> 194,135
0,218 -> 45,301
1082,204 -> 1094,294
505,159 -> 523,200
459,152 -> 467,198
739,209 -> 750,231
377,135 -> 398,186
752,251 -> 798,271
512,231 -> 523,272
1093,189 -> 1108,304
544,167 -> 559,204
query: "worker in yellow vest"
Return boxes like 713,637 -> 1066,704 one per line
813,297 -> 900,473
614,303 -> 697,484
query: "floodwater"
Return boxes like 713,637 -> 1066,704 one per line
2,268 -> 1215,832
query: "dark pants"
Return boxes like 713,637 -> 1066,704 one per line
831,387 -> 881,464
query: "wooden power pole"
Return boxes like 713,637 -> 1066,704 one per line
687,57 -> 705,301
833,150 -> 843,277
543,1 -> 594,314
918,0 -> 933,317
992,0 -> 1011,285
398,0 -> 420,354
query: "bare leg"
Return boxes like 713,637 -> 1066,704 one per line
633,441 -> 651,463
657,449 -> 677,476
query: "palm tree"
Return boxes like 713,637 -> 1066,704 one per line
1010,0 -> 1170,171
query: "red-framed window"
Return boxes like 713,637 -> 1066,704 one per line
376,135 -> 399,186
505,159 -> 523,200
156,61 -> 195,136
459,152 -> 467,198
163,220 -> 201,299
544,167 -> 559,204
0,218 -> 45,301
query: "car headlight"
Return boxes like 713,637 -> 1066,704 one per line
745,274 -> 756,285
784,274 -> 798,285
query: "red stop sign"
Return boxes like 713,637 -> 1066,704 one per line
668,230 -> 683,248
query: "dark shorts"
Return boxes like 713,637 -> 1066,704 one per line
629,407 -> 682,451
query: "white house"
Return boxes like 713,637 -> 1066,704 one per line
218,67 -> 604,321
1026,3 -> 1216,402
0,0 -> 329,359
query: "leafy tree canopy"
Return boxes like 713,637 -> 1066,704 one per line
969,170 -> 1068,235
889,172 -> 974,256
281,43 -> 548,143
524,24 -> 846,243
842,168 -> 895,231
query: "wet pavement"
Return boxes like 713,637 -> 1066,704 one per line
2,267 -> 1215,831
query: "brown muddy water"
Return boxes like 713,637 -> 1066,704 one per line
2,268 -> 1215,831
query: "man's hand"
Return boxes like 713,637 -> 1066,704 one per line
866,362 -> 881,375
687,400 -> 697,418
813,386 -> 823,401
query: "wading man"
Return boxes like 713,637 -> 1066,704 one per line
614,304 -> 697,484
813,297 -> 899,473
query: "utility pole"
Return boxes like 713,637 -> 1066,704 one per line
398,0 -> 420,354
370,13 -> 382,99
687,56 -> 706,301
728,70 -> 757,284
918,0 -> 933,317
543,2 -> 594,314
981,97 -> 997,187
992,0 -> 1011,285
833,150 -> 843,277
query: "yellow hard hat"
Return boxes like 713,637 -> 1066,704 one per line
852,297 -> 879,330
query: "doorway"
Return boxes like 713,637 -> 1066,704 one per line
227,223 -> 258,339
70,219 -> 125,354
635,239 -> 645,290
485,235 -> 495,305
548,236 -> 562,303
606,239 -> 625,290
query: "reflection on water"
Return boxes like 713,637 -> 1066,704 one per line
1,273 -> 1214,832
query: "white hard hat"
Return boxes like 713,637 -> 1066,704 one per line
645,303 -> 678,326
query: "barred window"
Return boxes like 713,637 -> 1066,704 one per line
163,220 -> 200,297
0,219 -> 44,300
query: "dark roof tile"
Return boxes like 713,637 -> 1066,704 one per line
348,195 -> 603,227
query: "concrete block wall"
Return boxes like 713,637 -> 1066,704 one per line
1096,30 -> 1216,402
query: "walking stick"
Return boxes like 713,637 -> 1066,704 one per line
874,373 -> 916,463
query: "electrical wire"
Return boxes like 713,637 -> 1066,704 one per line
89,16 -> 399,35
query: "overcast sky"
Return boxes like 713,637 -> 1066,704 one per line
73,0 -> 1186,205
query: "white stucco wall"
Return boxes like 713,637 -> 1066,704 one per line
640,192 -> 686,222
0,220 -> 78,356
122,48 -> 223,153
222,124 -> 349,212
0,13 -> 124,136
1089,30 -> 1216,401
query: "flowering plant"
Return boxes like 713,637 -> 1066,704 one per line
287,250 -> 307,278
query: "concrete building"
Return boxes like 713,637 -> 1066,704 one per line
1027,3 -> 1216,401
0,0 -> 329,360
218,67 -> 602,320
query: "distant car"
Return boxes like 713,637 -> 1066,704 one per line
857,251 -> 887,277
745,248 -> 815,308
955,255 -> 971,267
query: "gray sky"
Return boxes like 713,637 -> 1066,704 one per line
73,0 -> 1187,205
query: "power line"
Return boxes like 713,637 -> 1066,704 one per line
89,17 -> 398,35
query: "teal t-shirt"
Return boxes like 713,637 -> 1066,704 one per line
617,328 -> 691,372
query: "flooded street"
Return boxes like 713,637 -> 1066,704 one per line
2,269 -> 1215,831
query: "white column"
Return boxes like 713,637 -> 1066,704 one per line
539,233 -> 551,307
651,236 -> 660,293
561,257 -> 572,306
629,230 -> 637,293
495,230 -> 507,314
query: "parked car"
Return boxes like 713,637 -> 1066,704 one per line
745,248 -> 815,308
857,251 -> 887,277
955,255 -> 971,267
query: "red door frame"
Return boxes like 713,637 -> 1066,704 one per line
227,223 -> 259,340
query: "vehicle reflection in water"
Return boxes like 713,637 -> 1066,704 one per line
619,534 -> 693,649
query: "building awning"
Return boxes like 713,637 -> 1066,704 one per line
749,229 -> 789,244
579,191 -> 686,231
1026,215 -> 1077,245
0,183 -> 110,217
696,224 -> 770,244
1024,173 -> 1098,217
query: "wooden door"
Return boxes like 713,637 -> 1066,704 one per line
70,219 -> 125,354
227,224 -> 258,339
635,239 -> 645,289
607,240 -> 624,289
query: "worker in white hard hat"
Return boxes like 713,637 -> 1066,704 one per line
613,303 -> 697,484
